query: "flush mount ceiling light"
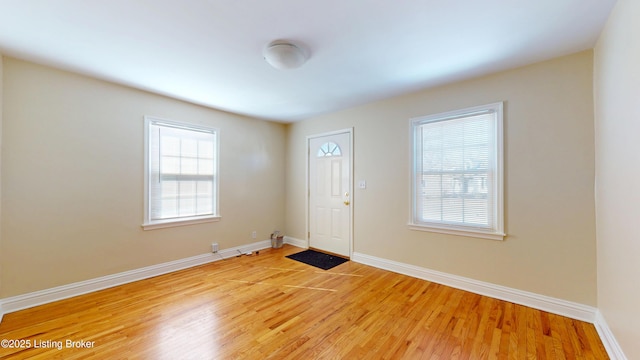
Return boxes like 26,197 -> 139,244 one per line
263,40 -> 308,70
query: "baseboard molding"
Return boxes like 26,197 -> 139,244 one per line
351,252 -> 597,323
0,243 -> 625,359
284,236 -> 308,248
0,240 -> 272,318
594,310 -> 628,360
355,250 -> 630,359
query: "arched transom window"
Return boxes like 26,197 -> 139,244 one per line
317,142 -> 342,157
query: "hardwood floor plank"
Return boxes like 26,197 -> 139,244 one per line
0,245 -> 608,359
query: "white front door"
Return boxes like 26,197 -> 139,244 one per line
308,130 -> 352,257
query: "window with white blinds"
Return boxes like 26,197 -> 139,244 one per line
410,103 -> 504,240
143,116 -> 219,230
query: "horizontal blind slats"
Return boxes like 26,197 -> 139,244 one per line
416,111 -> 497,230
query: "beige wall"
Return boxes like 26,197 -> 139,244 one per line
1,57 -> 286,297
594,0 -> 640,357
286,51 -> 597,305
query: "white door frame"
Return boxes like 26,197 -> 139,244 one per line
306,128 -> 354,257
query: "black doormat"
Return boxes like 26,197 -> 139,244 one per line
286,249 -> 349,270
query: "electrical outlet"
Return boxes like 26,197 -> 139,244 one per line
251,231 -> 257,239
212,243 -> 219,253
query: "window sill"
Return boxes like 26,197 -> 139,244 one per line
142,215 -> 221,230
408,223 -> 505,241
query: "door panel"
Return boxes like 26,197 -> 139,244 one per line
309,131 -> 351,257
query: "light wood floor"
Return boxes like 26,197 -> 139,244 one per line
0,245 -> 608,359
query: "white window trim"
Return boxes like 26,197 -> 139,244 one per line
142,215 -> 220,231
142,116 -> 220,230
409,102 -> 505,241
407,223 -> 505,241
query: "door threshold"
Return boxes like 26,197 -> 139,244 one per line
309,247 -> 350,260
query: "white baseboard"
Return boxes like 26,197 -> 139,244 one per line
0,240 -> 272,318
351,252 -> 597,323
353,251 -> 631,359
284,236 -> 308,248
0,242 -> 625,360
594,310 -> 628,360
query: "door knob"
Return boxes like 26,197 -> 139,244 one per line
344,200 -> 350,206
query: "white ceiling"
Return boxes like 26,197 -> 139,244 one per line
0,0 -> 616,122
